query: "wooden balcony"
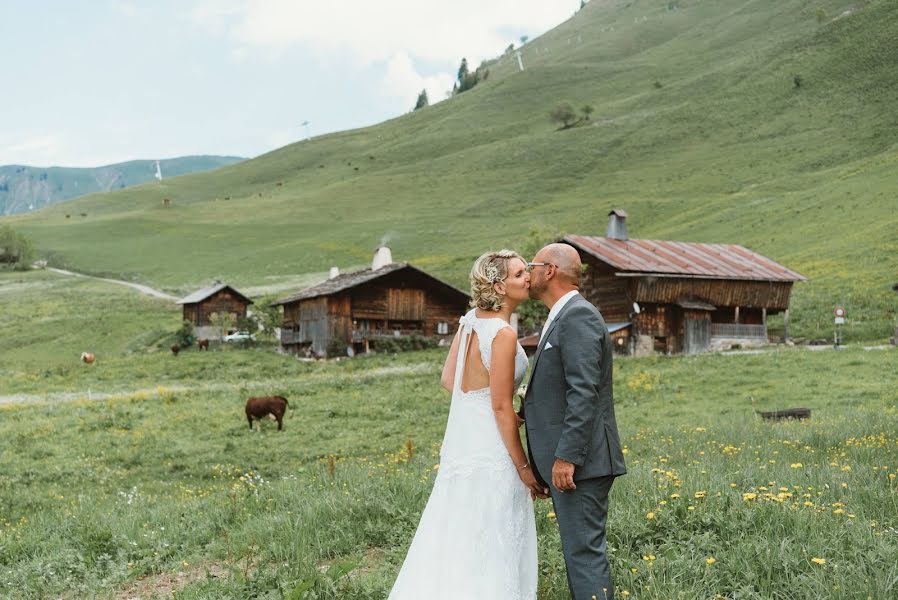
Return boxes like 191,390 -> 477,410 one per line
352,329 -> 424,341
710,323 -> 767,339
280,330 -> 307,345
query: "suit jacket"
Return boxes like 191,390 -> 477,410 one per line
523,294 -> 627,484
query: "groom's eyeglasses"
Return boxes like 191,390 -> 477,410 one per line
525,262 -> 555,273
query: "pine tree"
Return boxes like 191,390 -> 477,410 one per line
457,58 -> 469,87
413,89 -> 429,111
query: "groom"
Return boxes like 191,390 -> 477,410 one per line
523,243 -> 627,600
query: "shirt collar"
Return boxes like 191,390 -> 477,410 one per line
545,290 -> 580,326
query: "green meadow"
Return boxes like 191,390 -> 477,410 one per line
1,270 -> 897,599
4,0 -> 897,341
2,337 -> 896,599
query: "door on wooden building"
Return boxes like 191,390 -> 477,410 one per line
683,313 -> 711,354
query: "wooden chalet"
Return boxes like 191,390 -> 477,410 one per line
176,282 -> 253,340
562,210 -> 806,355
273,247 -> 470,357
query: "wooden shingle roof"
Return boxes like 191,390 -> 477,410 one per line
272,263 -> 469,305
177,283 -> 253,305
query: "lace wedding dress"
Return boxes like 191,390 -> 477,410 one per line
388,309 -> 537,600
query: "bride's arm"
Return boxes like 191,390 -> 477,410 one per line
491,329 -> 543,496
439,329 -> 462,392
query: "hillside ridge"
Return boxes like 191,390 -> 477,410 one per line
0,155 -> 245,215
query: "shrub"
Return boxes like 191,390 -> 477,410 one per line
549,102 -> 578,129
327,338 -> 349,358
0,225 -> 35,270
374,335 -> 439,354
175,320 -> 195,348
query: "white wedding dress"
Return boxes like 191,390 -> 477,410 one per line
388,309 -> 537,600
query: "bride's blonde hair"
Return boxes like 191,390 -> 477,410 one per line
470,249 -> 524,311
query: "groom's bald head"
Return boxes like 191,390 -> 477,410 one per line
540,243 -> 581,285
528,243 -> 581,303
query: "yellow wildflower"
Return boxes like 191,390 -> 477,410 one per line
706,557 -> 716,566
646,512 -> 655,520
811,558 -> 826,565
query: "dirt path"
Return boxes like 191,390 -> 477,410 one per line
47,267 -> 178,301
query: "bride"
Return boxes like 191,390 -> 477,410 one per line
388,250 -> 546,600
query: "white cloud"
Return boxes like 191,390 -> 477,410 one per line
110,0 -> 142,18
192,0 -> 574,66
382,53 -> 455,109
0,133 -> 158,168
0,135 -> 66,166
190,0 -> 574,116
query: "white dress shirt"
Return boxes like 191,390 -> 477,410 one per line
539,290 -> 580,345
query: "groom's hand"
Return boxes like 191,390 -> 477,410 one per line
552,459 -> 576,492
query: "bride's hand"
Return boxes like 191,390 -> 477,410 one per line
518,464 -> 549,499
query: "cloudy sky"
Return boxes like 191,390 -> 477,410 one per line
0,1 -> 578,167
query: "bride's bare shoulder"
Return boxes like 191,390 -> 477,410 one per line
492,326 -> 517,348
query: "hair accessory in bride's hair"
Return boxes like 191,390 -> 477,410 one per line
485,263 -> 501,283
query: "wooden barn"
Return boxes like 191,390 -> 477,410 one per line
562,210 -> 806,355
176,282 -> 253,340
273,247 -> 470,357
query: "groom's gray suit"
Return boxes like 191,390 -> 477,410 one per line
523,293 -> 627,600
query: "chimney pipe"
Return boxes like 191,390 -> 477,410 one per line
328,267 -> 340,279
605,209 -> 629,240
372,246 -> 393,270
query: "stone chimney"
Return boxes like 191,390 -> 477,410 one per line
328,267 -> 340,279
372,246 -> 393,270
605,209 -> 629,240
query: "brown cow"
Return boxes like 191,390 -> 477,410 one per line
245,396 -> 289,431
197,339 -> 209,351
171,344 -> 180,356
80,352 -> 95,364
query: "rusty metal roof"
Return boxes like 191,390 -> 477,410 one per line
564,235 -> 806,282
272,262 -> 469,305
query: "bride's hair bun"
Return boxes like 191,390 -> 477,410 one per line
470,249 -> 524,311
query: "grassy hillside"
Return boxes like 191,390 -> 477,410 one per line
0,156 -> 244,216
0,270 -> 180,370
4,0 -> 897,339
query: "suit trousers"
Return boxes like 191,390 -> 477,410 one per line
550,475 -> 616,600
